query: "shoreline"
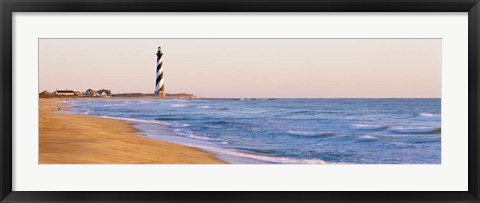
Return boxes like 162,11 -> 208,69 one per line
39,95 -> 442,100
125,121 -> 269,164
59,104 -> 268,164
39,98 -> 225,164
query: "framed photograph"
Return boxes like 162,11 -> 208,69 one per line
1,0 -> 479,202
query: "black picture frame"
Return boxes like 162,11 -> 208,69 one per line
1,0 -> 479,202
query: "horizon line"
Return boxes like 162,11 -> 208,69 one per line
38,90 -> 441,99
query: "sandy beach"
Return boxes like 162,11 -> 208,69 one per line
39,98 -> 225,164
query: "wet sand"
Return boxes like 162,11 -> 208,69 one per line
39,98 -> 225,164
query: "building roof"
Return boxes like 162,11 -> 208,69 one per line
55,90 -> 74,93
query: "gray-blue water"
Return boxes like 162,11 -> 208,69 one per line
66,99 -> 441,164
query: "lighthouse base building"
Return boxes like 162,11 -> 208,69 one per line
155,91 -> 166,97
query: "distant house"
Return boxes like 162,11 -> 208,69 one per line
98,89 -> 112,97
74,91 -> 84,96
39,90 -> 53,98
54,90 -> 74,96
85,89 -> 99,97
85,89 -> 111,97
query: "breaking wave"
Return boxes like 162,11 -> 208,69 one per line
388,126 -> 441,134
417,112 -> 441,120
352,123 -> 441,134
198,145 -> 331,164
358,135 -> 380,141
99,116 -> 172,125
419,112 -> 440,117
186,134 -> 226,143
287,130 -> 336,137
351,124 -> 389,130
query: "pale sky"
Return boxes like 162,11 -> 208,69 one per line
39,39 -> 441,98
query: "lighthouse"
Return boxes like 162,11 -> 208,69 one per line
155,47 -> 166,96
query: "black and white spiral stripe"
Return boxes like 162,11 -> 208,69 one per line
155,47 -> 164,95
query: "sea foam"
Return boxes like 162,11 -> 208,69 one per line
388,126 -> 441,134
287,130 -> 336,137
358,135 -> 379,140
416,112 -> 441,121
351,124 -> 389,130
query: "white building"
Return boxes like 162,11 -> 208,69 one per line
85,89 -> 98,97
54,90 -> 74,96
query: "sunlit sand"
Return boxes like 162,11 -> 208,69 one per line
39,98 -> 224,164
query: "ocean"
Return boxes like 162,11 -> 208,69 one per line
65,98 -> 441,164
